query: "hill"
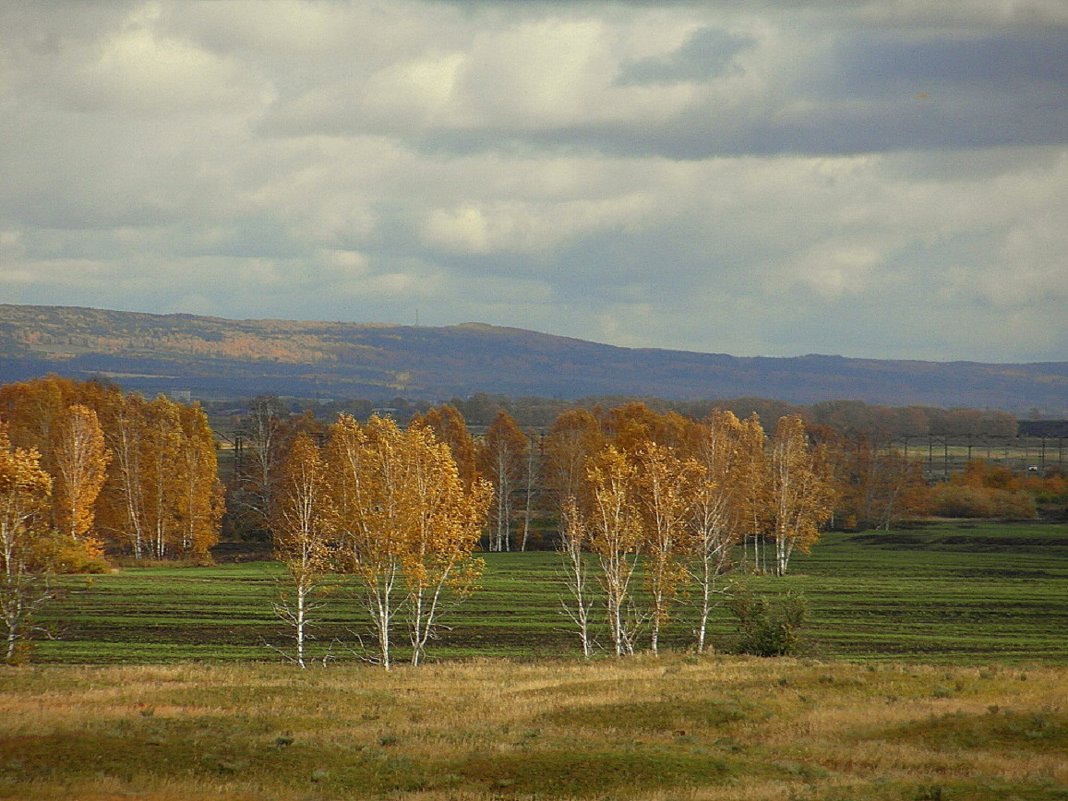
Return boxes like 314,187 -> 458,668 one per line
1,304 -> 1066,413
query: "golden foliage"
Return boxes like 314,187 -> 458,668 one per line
631,441 -> 705,653
323,414 -> 489,668
0,424 -> 56,662
1,378 -> 224,563
585,445 -> 642,656
769,415 -> 836,575
51,404 -> 110,559
478,410 -> 529,552
542,408 -> 603,514
410,404 -> 479,489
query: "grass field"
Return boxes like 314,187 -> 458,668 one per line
4,522 -> 1068,800
29,521 -> 1068,666
2,656 -> 1066,800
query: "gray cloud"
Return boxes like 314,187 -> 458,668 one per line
615,27 -> 754,84
1,1 -> 1066,366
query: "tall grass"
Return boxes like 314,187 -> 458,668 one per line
2,656 -> 1065,800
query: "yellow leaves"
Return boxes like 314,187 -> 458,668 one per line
312,413 -> 489,666
585,444 -> 641,559
602,402 -> 687,453
325,415 -> 488,582
478,409 -> 529,552
1,424 -> 61,662
543,408 -> 602,515
556,404 -> 840,652
177,403 -> 224,560
95,392 -> 222,559
0,430 -> 52,508
272,433 -> 332,577
0,378 -> 224,562
51,404 -> 110,542
411,405 -> 478,489
769,415 -> 837,573
0,424 -> 53,574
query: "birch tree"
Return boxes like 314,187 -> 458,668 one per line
327,415 -> 489,669
177,403 -> 224,561
542,408 -> 602,518
687,411 -> 744,653
633,442 -> 703,655
234,395 -> 289,537
403,425 -> 489,666
410,405 -> 479,488
0,426 -> 56,664
769,415 -> 835,576
50,404 -> 110,563
100,393 -> 149,559
602,402 -> 688,453
586,445 -> 642,657
479,411 -> 528,552
1,377 -> 114,564
141,396 -> 185,559
326,414 -> 405,669
271,434 -> 332,668
0,376 -> 70,464
558,496 -> 596,658
519,429 -> 540,551
735,414 -> 770,574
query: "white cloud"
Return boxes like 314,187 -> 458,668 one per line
788,244 -> 883,299
422,206 -> 491,255
0,0 -> 1066,364
79,21 -> 252,112
418,191 -> 655,258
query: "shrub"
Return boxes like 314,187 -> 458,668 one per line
990,489 -> 1037,519
727,585 -> 808,657
931,484 -> 1036,519
931,485 -> 995,517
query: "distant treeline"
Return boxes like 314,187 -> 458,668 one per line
207,393 -> 1022,440
1019,420 -> 1068,438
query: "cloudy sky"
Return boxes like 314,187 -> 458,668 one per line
2,1 -> 1066,363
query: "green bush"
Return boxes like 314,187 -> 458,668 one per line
727,585 -> 808,657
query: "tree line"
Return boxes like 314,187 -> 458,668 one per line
278,393 -> 1020,439
232,397 -> 1060,662
231,397 -> 919,551
0,376 -> 222,661
3,378 -> 1056,665
230,399 -> 837,663
0,377 -> 223,565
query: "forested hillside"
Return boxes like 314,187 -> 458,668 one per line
2,304 -> 1066,413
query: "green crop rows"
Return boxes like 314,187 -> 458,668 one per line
35,521 -> 1068,665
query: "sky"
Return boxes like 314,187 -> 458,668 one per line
1,1 -> 1066,364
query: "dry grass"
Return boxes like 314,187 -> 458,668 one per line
2,656 -> 1066,800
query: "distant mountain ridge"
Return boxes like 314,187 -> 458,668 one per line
1,304 -> 1066,414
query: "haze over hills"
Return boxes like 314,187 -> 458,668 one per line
1,304 -> 1066,415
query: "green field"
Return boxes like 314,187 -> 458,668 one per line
6,521 -> 1068,801
34,521 -> 1068,666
